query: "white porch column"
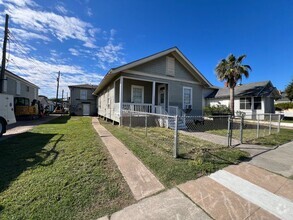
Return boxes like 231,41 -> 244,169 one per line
152,81 -> 156,113
119,77 -> 124,125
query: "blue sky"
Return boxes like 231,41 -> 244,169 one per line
0,0 -> 292,98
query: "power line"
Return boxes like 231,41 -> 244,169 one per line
8,30 -> 49,73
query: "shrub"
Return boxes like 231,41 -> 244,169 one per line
204,104 -> 231,116
274,102 -> 293,110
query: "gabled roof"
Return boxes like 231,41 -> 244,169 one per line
93,47 -> 214,95
68,84 -> 98,89
4,68 -> 39,88
206,81 -> 281,99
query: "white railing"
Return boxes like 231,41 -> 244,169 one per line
154,105 -> 162,114
168,106 -> 178,116
122,103 -> 152,113
169,105 -> 186,124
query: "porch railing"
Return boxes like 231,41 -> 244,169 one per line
122,103 -> 152,113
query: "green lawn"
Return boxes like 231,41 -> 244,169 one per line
208,128 -> 293,146
100,120 -> 249,188
0,116 -> 134,220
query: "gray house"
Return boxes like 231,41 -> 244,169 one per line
206,81 -> 281,116
69,84 -> 97,116
2,69 -> 39,102
93,47 -> 215,124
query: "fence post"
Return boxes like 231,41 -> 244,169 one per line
240,115 -> 244,144
173,115 -> 178,158
227,115 -> 231,147
256,114 -> 260,138
129,111 -> 132,130
145,114 -> 148,137
278,114 -> 281,133
269,113 -> 272,135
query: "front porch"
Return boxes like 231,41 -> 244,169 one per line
115,77 -> 182,117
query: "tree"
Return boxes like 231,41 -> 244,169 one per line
285,79 -> 293,102
215,54 -> 252,116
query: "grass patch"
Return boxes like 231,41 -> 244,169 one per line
208,128 -> 293,146
0,116 -> 134,220
100,120 -> 249,188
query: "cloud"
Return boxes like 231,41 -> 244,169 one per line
86,7 -> 92,17
10,27 -> 51,41
4,1 -> 96,47
0,0 -> 127,97
68,48 -> 79,56
6,53 -> 104,97
5,0 -> 36,7
95,29 -> 125,69
55,5 -> 67,15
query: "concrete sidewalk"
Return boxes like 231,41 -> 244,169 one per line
180,130 -> 277,157
180,130 -> 239,146
182,130 -> 293,177
95,119 -> 293,219
92,118 -> 165,200
179,163 -> 293,220
248,141 -> 293,177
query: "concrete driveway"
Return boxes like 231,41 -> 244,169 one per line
1,115 -> 59,141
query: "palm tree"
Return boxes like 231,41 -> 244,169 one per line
215,54 -> 251,116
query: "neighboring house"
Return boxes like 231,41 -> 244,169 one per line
275,92 -> 291,104
68,84 -> 97,116
206,81 -> 281,116
38,95 -> 54,112
2,69 -> 39,103
93,47 -> 216,124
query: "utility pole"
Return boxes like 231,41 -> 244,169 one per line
0,14 -> 9,93
61,89 -> 64,108
55,71 -> 60,108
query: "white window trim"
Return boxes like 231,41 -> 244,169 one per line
240,97 -> 252,110
80,89 -> 87,100
131,85 -> 144,103
182,86 -> 192,109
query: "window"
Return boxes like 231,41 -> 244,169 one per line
80,90 -> 87,100
131,85 -> 144,103
16,81 -> 21,95
166,56 -> 175,76
254,97 -> 262,110
240,97 -> 252,110
27,86 -> 30,92
183,87 -> 192,109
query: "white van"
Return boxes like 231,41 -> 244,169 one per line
0,94 -> 16,136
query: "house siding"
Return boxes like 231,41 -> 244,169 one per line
206,97 -> 273,115
123,72 -> 204,115
97,82 -> 120,122
132,55 -> 198,82
69,87 -> 97,116
4,73 -> 38,103
123,78 -> 152,103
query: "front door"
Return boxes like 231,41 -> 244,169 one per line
82,103 -> 90,116
158,84 -> 166,110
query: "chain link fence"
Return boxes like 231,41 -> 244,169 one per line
228,113 -> 281,146
121,110 -> 281,157
121,110 -> 178,157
